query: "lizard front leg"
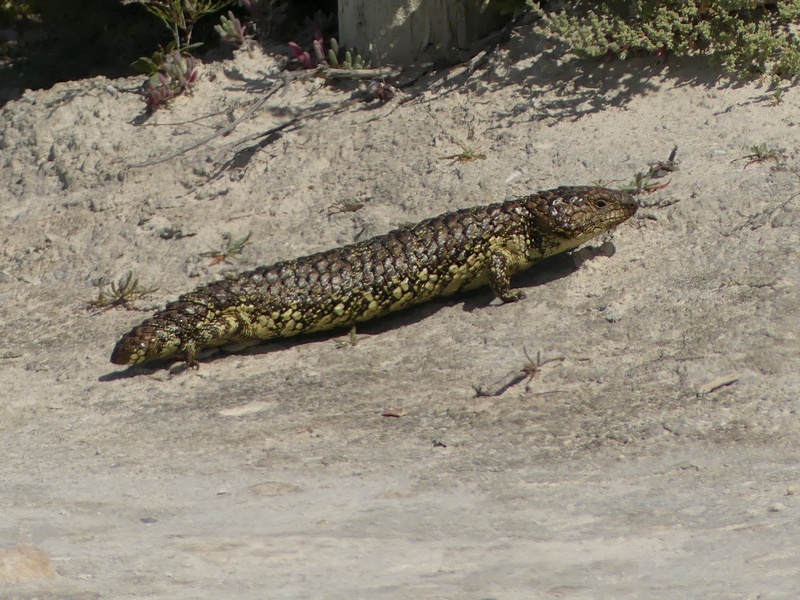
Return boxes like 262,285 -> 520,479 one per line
489,248 -> 526,302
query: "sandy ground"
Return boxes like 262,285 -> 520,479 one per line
2,24 -> 800,599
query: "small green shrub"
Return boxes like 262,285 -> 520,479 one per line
215,10 -> 252,45
1,1 -> 36,24
87,271 -> 158,310
132,44 -> 199,111
126,0 -> 233,110
127,0 -> 232,48
200,232 -> 252,266
489,0 -> 800,83
288,30 -> 369,70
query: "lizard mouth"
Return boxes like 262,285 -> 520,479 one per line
110,325 -> 180,365
110,334 -> 142,365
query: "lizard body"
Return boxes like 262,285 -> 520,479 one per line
111,186 -> 637,367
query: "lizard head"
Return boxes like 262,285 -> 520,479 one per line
110,323 -> 182,365
530,186 -> 638,253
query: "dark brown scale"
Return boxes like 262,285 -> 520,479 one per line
111,186 -> 638,367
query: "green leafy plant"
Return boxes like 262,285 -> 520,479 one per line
215,9 -> 251,45
325,37 -> 369,69
526,0 -> 800,83
87,271 -> 158,310
767,86 -> 788,106
127,0 -> 232,49
440,143 -> 487,165
288,29 -> 370,70
133,44 -> 199,111
126,0 -> 232,110
741,143 -> 783,168
1,0 -> 35,23
200,231 -> 252,266
621,145 -> 679,194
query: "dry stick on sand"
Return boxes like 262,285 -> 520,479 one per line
696,372 -> 740,396
474,349 -> 565,397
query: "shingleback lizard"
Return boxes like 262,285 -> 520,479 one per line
111,186 -> 637,367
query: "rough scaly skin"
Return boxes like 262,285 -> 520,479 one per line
111,186 -> 637,367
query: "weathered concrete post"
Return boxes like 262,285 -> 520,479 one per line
338,0 -> 505,64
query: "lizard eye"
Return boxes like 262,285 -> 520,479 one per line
595,200 -> 607,208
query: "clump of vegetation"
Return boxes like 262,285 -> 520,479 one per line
200,231 -> 252,266
127,0 -> 232,48
87,271 -> 158,310
126,0 -> 233,110
440,143 -> 487,165
489,0 -> 800,84
622,145 -> 679,194
0,1 -> 34,25
324,36 -> 369,69
133,44 -> 199,110
215,9 -> 252,46
288,29 -> 369,70
740,143 -> 784,168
